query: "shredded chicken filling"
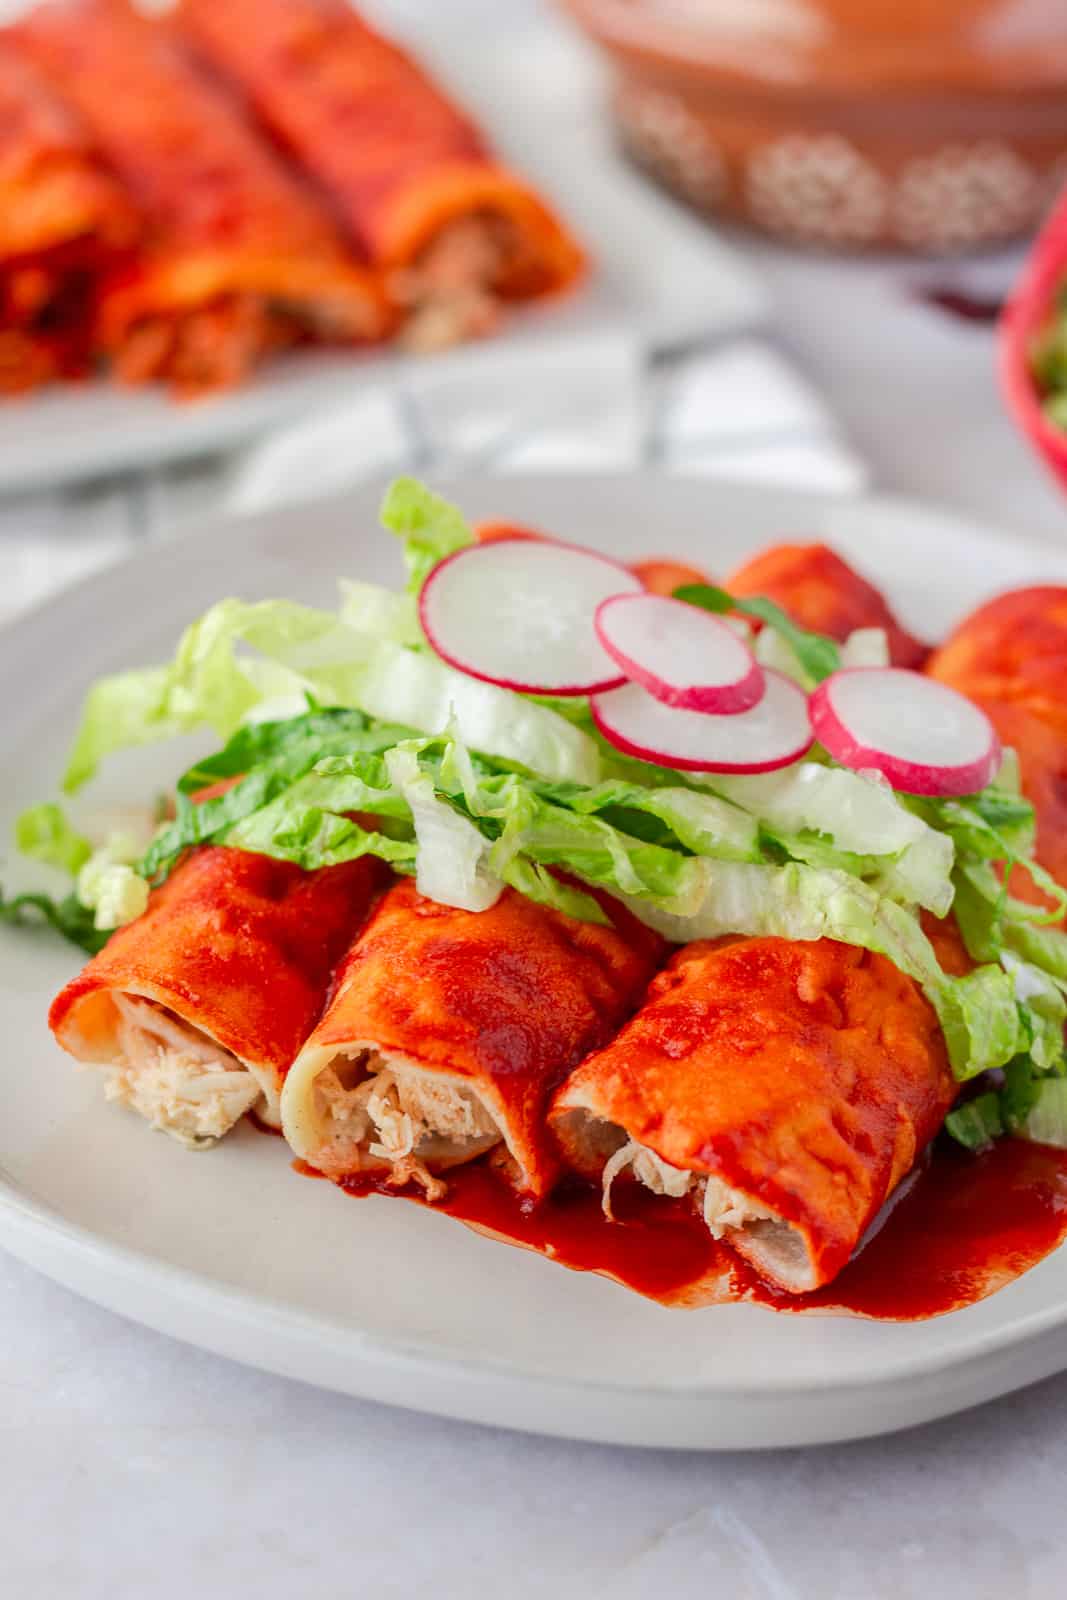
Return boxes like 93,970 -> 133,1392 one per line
106,993 -> 261,1148
313,1053 -> 503,1199
601,1138 -> 777,1240
392,215 -> 521,352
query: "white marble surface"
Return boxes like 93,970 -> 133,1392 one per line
5,1233 -> 1067,1599
5,4 -> 1067,1595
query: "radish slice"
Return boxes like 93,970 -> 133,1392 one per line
809,667 -> 1001,796
419,537 -> 642,696
595,593 -> 765,713
591,670 -> 813,773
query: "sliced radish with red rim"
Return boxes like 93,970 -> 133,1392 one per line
594,593 -> 765,714
419,537 -> 642,696
809,667 -> 1001,796
592,670 -> 813,774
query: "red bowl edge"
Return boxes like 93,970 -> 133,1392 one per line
999,194 -> 1067,493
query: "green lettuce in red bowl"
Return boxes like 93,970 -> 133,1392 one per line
1001,200 -> 1067,494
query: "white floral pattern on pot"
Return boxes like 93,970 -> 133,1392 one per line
613,83 -> 1067,248
615,83 -> 726,209
894,142 -> 1036,249
746,134 -> 888,244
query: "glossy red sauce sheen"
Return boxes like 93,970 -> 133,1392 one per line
295,1137 -> 1067,1319
778,1138 -> 1067,1319
341,1164 -> 723,1302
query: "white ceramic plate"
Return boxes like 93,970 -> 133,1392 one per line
4,474 -> 1067,1453
0,15 -> 765,495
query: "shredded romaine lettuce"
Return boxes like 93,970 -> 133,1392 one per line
321,636 -> 601,785
675,582 -> 842,686
840,628 -> 890,669
15,803 -> 91,875
337,579 -> 422,646
945,1093 -> 1004,1151
379,476 -> 474,590
1018,1079 -> 1067,1148
78,834 -> 150,930
78,861 -> 148,931
707,763 -> 954,916
62,598 -> 347,791
752,620 -> 889,681
0,887 -> 108,955
63,597 -> 600,793
141,709 -> 411,881
385,746 -> 502,912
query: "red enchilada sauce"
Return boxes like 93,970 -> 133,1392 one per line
755,1139 -> 1067,1319
293,1135 -> 1067,1320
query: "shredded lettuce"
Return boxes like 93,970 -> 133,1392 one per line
226,795 -> 415,876
936,965 -> 1026,1081
77,833 -> 150,930
385,746 -> 502,912
1018,1079 -> 1067,1148
945,1093 -> 1004,1151
909,788 -> 1042,886
6,805 -> 146,949
379,476 -> 474,591
675,582 -> 841,686
318,635 -> 601,785
203,734 -> 709,907
946,1059 -> 1067,1152
752,621 -> 887,682
563,780 -> 759,860
62,595 -> 600,793
78,861 -> 148,931
840,628 -> 890,669
752,623 -> 807,685
0,887 -> 108,955
337,579 -> 422,646
141,708 -> 411,881
707,764 -> 954,916
62,599 -> 347,791
15,803 -> 91,875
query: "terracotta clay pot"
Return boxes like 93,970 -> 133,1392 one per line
560,0 -> 1067,251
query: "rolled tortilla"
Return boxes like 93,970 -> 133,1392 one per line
176,0 -> 584,349
550,935 -> 956,1294
928,585 -> 1067,897
281,877 -> 664,1198
49,847 -> 385,1147
17,0 -> 389,393
0,37 -> 136,391
726,542 -> 929,668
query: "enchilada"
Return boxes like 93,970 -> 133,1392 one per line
49,846 -> 385,1146
17,0 -> 389,393
726,542 -> 929,667
927,585 -> 1067,897
550,934 -> 957,1294
281,876 -> 664,1198
0,36 -> 135,392
177,0 -> 584,350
